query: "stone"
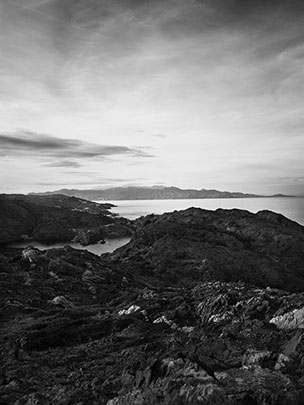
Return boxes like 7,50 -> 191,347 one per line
270,307 -> 304,329
118,305 -> 141,316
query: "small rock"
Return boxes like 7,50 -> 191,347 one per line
118,305 -> 141,316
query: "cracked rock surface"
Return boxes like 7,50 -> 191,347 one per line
1,207 -> 304,404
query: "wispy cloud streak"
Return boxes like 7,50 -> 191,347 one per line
0,130 -> 154,160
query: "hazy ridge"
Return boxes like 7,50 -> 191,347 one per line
31,186 -> 291,201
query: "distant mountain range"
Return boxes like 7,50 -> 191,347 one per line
31,186 -> 291,201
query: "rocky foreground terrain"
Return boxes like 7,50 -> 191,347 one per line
0,194 -> 133,246
1,207 -> 304,404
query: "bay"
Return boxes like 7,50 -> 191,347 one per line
99,197 -> 304,225
10,237 -> 131,255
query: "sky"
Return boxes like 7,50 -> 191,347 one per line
0,0 -> 304,195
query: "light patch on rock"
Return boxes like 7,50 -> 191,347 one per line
51,296 -> 74,308
209,312 -> 232,324
181,326 -> 195,333
118,305 -> 141,316
22,247 -> 39,263
153,315 -> 177,329
242,349 -> 272,368
274,353 -> 290,370
270,307 -> 304,329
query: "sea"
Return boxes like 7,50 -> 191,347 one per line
98,197 -> 304,225
11,197 -> 303,255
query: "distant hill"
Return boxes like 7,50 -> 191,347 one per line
30,186 -> 291,201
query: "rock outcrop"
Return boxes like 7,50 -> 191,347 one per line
110,207 -> 304,292
0,194 -> 134,246
1,207 -> 304,404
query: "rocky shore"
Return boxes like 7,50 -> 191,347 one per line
0,194 -> 134,246
1,206 -> 304,404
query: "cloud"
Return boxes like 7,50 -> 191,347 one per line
1,0 -> 304,195
280,177 -> 304,184
0,130 -> 154,161
36,176 -> 147,187
153,133 -> 166,138
44,160 -> 82,168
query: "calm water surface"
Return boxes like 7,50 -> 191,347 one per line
10,238 -> 130,255
99,197 -> 304,225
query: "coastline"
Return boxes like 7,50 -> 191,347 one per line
1,205 -> 304,403
97,196 -> 304,225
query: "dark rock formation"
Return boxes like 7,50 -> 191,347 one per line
1,207 -> 304,404
110,208 -> 304,292
0,194 -> 134,246
72,229 -> 106,246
